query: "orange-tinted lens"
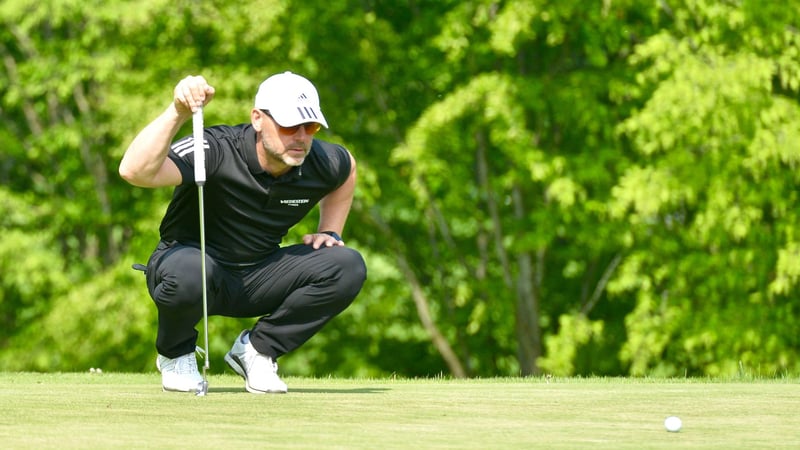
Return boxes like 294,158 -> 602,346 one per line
303,122 -> 322,134
276,122 -> 321,135
262,110 -> 321,135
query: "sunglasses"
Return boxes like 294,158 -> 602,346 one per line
261,110 -> 322,135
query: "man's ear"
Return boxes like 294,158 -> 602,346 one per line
250,108 -> 261,131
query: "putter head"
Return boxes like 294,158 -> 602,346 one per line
196,380 -> 209,397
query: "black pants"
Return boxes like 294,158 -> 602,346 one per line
145,241 -> 367,359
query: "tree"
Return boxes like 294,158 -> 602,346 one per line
605,0 -> 800,376
390,0 -> 663,376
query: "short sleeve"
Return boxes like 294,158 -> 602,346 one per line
167,133 -> 213,185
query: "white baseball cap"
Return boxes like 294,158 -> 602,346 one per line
254,71 -> 328,128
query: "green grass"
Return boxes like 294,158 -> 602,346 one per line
1,373 -> 799,449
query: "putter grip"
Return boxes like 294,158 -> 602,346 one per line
193,107 -> 206,184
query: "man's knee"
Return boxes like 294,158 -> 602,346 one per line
332,247 -> 367,298
150,251 -> 204,310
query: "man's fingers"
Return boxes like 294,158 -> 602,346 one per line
303,233 -> 345,249
174,76 -> 215,113
189,76 -> 214,108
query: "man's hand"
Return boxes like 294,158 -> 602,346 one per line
119,75 -> 215,188
173,75 -> 216,116
303,233 -> 345,249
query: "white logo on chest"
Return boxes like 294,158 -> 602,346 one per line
280,199 -> 310,207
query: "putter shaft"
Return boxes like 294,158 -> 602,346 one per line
194,107 -> 210,396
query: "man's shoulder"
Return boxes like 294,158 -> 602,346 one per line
205,124 -> 255,160
310,139 -> 349,161
311,138 -> 346,151
306,139 -> 351,185
206,123 -> 249,141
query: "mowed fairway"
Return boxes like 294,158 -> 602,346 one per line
0,373 -> 798,449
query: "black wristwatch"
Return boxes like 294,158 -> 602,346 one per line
321,231 -> 342,241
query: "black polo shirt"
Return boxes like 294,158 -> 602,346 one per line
159,124 -> 351,267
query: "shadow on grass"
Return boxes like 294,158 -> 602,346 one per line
206,387 -> 390,394
290,387 -> 390,394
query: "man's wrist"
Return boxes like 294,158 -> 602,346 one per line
320,231 -> 342,241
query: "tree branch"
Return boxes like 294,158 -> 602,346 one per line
366,208 -> 467,377
580,253 -> 623,316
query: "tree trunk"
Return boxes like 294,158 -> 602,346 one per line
512,184 -> 542,375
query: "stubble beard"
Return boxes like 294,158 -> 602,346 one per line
261,134 -> 309,168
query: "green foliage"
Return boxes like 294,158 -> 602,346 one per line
2,0 -> 800,379
609,0 -> 800,376
0,264 -> 155,371
538,313 -> 605,376
0,189 -> 69,344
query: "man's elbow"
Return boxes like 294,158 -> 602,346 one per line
118,162 -> 140,185
118,163 -> 153,188
118,163 -> 131,180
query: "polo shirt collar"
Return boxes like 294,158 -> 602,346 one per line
243,125 -> 264,175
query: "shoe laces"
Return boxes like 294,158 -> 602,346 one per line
169,353 -> 199,375
246,347 -> 279,376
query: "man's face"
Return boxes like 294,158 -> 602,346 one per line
256,110 -> 320,171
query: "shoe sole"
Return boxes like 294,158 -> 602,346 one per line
224,351 -> 287,394
161,385 -> 198,393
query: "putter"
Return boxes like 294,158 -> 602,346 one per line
193,106 -> 210,397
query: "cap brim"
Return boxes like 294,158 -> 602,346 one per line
270,105 -> 328,129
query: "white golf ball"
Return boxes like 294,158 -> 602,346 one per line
664,416 -> 682,432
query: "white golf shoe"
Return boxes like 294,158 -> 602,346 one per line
224,330 -> 288,394
156,352 -> 204,392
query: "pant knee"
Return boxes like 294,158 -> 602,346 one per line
333,247 -> 367,298
152,260 -> 203,310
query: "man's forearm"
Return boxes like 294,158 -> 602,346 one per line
119,103 -> 187,187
